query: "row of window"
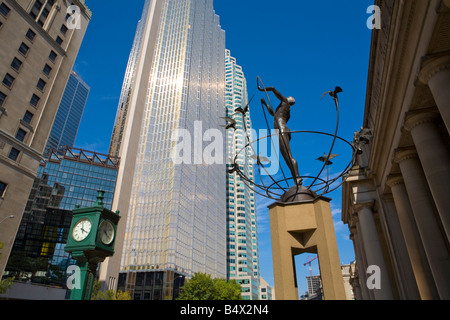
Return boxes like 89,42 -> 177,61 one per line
0,0 -> 70,163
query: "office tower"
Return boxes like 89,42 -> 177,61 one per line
306,275 -> 322,299
0,0 -> 91,278
44,71 -> 90,156
99,0 -> 226,300
224,49 -> 260,300
3,147 -> 119,292
259,277 -> 274,300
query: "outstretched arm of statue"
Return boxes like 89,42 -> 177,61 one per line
261,98 -> 274,117
258,85 -> 288,104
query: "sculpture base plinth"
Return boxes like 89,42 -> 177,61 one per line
280,185 -> 317,203
269,197 -> 347,300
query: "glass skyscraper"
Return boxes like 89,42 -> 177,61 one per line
44,71 -> 90,156
3,147 -> 119,291
225,49 -> 260,300
100,0 -> 227,300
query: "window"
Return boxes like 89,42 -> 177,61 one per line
0,3 -> 11,17
0,91 -> 6,106
10,57 -> 23,71
55,36 -> 63,45
30,0 -> 55,27
8,148 -> 20,161
0,181 -> 6,197
18,42 -> 30,56
26,29 -> 36,41
60,24 -> 68,35
47,51 -> 57,63
2,73 -> 15,88
37,78 -> 46,91
30,94 -> 40,107
43,64 -> 52,76
16,128 -> 27,142
23,111 -> 34,124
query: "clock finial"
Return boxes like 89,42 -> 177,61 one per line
96,190 -> 105,207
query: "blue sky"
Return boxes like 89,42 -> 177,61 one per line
74,0 -> 373,296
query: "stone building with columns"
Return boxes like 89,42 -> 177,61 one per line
342,0 -> 450,300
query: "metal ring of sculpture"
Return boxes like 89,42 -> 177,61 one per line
227,76 -> 358,202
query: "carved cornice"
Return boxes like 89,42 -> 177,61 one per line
403,108 -> 439,131
353,200 -> 375,213
394,147 -> 418,163
419,53 -> 450,84
444,0 -> 450,9
386,174 -> 404,187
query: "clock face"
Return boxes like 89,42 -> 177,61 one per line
72,218 -> 92,242
98,220 -> 115,245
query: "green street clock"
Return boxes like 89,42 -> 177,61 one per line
65,190 -> 120,300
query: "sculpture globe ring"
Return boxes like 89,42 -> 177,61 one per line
232,129 -> 357,202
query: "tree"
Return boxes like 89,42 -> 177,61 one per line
0,276 -> 14,295
177,273 -> 242,300
91,281 -> 131,300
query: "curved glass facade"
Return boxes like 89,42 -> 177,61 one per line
225,49 -> 260,300
112,0 -> 226,300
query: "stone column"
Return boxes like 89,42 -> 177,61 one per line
386,175 -> 439,300
349,232 -> 363,300
419,55 -> 450,133
351,226 -> 372,300
394,148 -> 450,299
354,202 -> 394,300
404,110 -> 450,241
378,195 -> 420,300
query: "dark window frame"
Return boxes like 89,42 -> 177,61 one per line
48,50 -> 57,62
30,93 -> 40,107
0,3 -> 11,17
16,128 -> 27,142
0,91 -> 6,106
37,78 -> 46,91
2,73 -> 15,88
18,42 -> 30,56
10,57 -> 23,72
43,64 -> 52,76
8,147 -> 20,161
26,29 -> 36,42
0,181 -> 7,197
23,111 -> 34,124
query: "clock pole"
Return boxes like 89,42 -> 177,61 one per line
65,191 -> 121,300
69,252 -> 99,300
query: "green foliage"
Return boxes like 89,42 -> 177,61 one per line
91,281 -> 132,300
0,241 -> 15,295
6,252 -> 48,274
0,277 -> 14,294
177,273 -> 242,300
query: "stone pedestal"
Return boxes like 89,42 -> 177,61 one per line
269,197 -> 346,300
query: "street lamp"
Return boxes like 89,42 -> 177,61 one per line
0,215 -> 14,225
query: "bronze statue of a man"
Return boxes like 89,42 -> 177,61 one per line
258,84 -> 303,186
